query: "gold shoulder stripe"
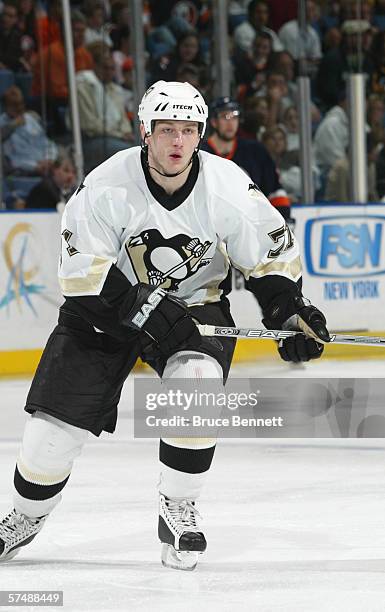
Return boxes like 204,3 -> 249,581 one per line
244,255 -> 302,281
59,256 -> 112,295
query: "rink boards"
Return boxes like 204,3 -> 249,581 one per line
1,206 -> 385,375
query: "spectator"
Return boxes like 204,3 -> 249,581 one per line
110,2 -> 131,50
201,97 -> 291,218
18,0 -> 37,42
84,0 -> 113,47
233,32 -> 273,96
31,10 -> 93,134
313,94 -> 349,177
283,105 -> 300,151
325,154 -> 379,202
325,137 -> 380,202
19,33 -> 36,73
262,125 -> 319,201
149,0 -> 201,30
34,0 -> 62,48
32,9 -> 93,99
317,1 -> 341,41
323,27 -> 342,52
256,70 -> 293,126
76,44 -> 133,172
149,31 -> 205,84
267,53 -> 321,124
262,125 -> 289,164
316,19 -> 373,110
268,50 -> 296,84
0,0 -> 23,71
112,25 -> 131,85
278,0 -> 322,65
238,95 -> 269,140
367,94 -> 385,143
0,85 -> 57,176
233,0 -> 283,54
26,152 -> 77,209
147,0 -> 197,59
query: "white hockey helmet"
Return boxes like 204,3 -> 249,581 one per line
138,80 -> 208,138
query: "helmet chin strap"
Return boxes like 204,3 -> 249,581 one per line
146,155 -> 194,178
142,133 -> 199,178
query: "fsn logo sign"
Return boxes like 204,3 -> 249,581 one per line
304,215 -> 385,278
321,223 -> 381,268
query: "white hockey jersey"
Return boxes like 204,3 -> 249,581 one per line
59,147 -> 301,305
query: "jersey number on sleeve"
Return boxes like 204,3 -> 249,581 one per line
267,224 -> 294,258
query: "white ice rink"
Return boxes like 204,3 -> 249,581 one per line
1,358 -> 385,612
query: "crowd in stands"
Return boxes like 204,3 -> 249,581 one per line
1,0 -> 385,209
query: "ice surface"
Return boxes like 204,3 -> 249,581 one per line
1,359 -> 385,612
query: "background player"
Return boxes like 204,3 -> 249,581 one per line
201,96 -> 291,220
0,81 -> 329,570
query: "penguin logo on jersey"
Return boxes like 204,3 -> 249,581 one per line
125,229 -> 212,290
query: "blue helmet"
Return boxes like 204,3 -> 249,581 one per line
209,97 -> 240,118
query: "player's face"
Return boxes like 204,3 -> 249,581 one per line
146,120 -> 200,174
214,111 -> 239,141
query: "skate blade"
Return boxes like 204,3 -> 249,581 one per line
0,549 -> 20,563
161,543 -> 199,571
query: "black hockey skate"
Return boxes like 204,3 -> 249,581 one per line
158,494 -> 207,571
0,509 -> 47,561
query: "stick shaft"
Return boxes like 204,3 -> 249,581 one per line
197,325 -> 385,348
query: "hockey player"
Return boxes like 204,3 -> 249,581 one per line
201,96 -> 291,219
0,81 -> 329,570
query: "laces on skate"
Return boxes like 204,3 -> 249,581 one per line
159,495 -> 207,571
0,509 -> 46,561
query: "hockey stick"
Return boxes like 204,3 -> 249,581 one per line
197,325 -> 385,348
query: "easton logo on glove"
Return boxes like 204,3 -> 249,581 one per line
131,287 -> 166,328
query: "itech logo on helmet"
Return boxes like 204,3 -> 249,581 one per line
173,105 -> 193,109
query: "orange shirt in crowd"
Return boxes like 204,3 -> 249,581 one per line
32,41 -> 93,99
35,15 -> 61,48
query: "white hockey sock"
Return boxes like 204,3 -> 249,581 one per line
13,411 -> 88,518
158,351 -> 222,500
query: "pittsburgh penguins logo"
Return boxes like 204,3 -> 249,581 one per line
125,229 -> 212,291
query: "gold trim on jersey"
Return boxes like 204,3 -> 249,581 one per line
247,255 -> 302,281
58,256 -> 111,295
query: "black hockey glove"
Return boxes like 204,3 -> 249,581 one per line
120,283 -> 201,355
262,294 -> 330,363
